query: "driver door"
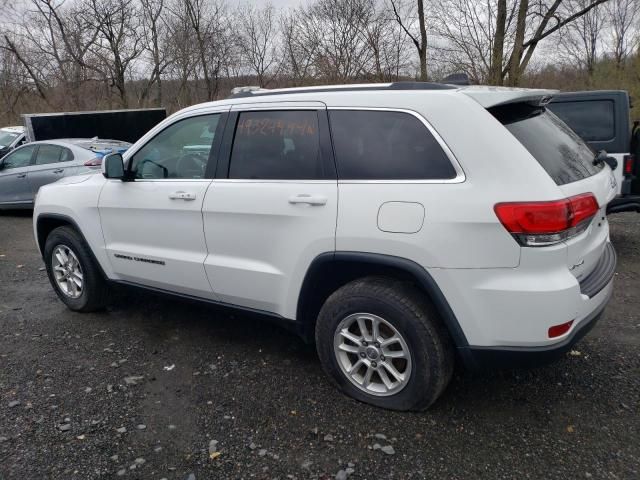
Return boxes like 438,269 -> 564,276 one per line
98,108 -> 229,298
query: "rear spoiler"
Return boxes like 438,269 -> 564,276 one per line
460,86 -> 558,109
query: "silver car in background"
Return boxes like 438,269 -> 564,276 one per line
0,138 -> 130,209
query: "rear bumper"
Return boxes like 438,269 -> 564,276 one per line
458,280 -> 612,370
579,241 -> 616,298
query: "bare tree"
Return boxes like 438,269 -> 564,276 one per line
360,3 -> 412,81
0,34 -> 52,105
0,48 -> 29,121
389,0 -> 428,80
296,0 -> 376,83
237,3 -> 281,87
558,0 -> 605,77
138,0 -> 171,106
180,0 -> 231,101
280,8 -> 318,85
432,0 -> 511,83
605,0 -> 639,68
82,0 -> 144,107
433,0 -> 610,85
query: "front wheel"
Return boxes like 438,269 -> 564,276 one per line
315,277 -> 454,411
44,226 -> 110,312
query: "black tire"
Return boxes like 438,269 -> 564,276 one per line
315,276 -> 454,411
44,226 -> 110,312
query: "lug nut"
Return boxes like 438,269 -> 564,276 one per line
359,352 -> 366,358
362,341 -> 368,346
380,355 -> 385,361
371,361 -> 377,367
374,342 -> 380,347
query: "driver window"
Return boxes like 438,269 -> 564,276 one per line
3,145 -> 36,169
130,114 -> 221,179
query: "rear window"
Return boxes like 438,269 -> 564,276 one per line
547,100 -> 615,142
329,110 -> 456,180
490,104 -> 604,186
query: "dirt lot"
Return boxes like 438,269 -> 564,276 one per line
0,211 -> 638,480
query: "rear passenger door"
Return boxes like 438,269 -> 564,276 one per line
28,144 -> 78,195
202,103 -> 337,317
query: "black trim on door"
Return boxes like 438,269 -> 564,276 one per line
317,109 -> 338,180
214,111 -> 238,178
203,111 -> 229,179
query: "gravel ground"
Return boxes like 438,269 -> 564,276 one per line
0,211 -> 638,480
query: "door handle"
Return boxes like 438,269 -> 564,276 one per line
52,169 -> 64,174
168,191 -> 197,201
288,194 -> 328,206
17,173 -> 27,178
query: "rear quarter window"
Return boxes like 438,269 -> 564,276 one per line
328,110 -> 457,180
490,104 -> 604,186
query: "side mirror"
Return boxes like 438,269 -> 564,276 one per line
102,152 -> 125,179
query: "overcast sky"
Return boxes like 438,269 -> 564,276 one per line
269,0 -> 308,7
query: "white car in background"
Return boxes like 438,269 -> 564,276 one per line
32,83 -> 617,410
0,125 -> 26,158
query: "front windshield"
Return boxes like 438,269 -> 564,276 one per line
0,130 -> 19,148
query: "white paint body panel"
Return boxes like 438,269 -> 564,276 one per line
98,179 -> 216,298
202,180 -> 337,317
377,202 -> 425,234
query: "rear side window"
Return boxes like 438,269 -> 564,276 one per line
547,100 -> 615,142
60,148 -> 74,162
35,145 -> 63,165
229,110 -> 324,180
328,110 -> 456,180
490,104 -> 604,186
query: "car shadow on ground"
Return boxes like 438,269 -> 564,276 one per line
94,283 -> 612,420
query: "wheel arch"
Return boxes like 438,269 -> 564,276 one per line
35,213 -> 108,279
296,252 -> 468,348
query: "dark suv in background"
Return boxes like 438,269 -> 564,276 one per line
548,90 -> 639,213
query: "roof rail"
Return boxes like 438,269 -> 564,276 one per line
230,86 -> 268,96
227,81 -> 457,99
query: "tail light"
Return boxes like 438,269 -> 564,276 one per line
623,155 -> 635,176
494,193 -> 599,247
84,157 -> 102,167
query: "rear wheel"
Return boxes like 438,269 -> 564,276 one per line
315,277 -> 454,411
44,226 -> 110,312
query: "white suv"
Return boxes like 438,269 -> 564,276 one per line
33,83 -> 618,410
